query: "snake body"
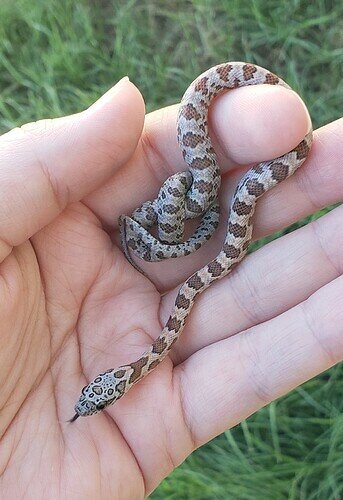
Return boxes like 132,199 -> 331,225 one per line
71,62 -> 312,420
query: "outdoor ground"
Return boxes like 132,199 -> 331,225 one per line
0,0 -> 342,498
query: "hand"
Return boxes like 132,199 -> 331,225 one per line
0,76 -> 341,498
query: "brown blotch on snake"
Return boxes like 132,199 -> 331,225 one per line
243,63 -> 257,80
228,222 -> 247,238
182,131 -> 204,148
216,64 -> 233,81
180,103 -> 202,121
265,73 -> 280,85
246,179 -> 266,197
194,76 -> 209,94
152,337 -> 168,355
187,274 -> 205,291
232,199 -> 253,216
166,316 -> 183,333
129,357 -> 149,384
175,293 -> 191,310
270,162 -> 290,182
207,261 -> 225,277
294,139 -> 311,159
71,61 -> 313,420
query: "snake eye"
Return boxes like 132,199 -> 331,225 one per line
96,401 -> 107,411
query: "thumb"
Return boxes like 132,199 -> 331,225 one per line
0,77 -> 144,260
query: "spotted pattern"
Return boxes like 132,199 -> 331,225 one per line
72,61 -> 313,419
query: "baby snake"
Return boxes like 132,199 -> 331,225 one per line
71,62 -> 313,421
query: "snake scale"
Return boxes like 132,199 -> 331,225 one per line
71,62 -> 313,420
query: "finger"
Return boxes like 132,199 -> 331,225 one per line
114,117 -> 341,291
0,78 -> 145,261
96,83 -> 311,287
163,204 -> 343,362
243,117 -> 343,236
176,271 -> 343,447
88,83 -> 310,225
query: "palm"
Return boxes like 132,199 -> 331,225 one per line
0,80 -> 342,498
0,200 -> 163,496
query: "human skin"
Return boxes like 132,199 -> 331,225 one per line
0,76 -> 342,498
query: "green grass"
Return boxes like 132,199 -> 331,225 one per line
0,0 -> 342,498
153,371 -> 343,499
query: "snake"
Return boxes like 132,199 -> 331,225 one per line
70,62 -> 313,421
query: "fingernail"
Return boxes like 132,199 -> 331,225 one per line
117,76 -> 130,86
306,110 -> 313,133
298,96 -> 312,133
90,76 -> 130,109
304,106 -> 312,133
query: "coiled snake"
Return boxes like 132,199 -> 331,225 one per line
71,62 -> 313,421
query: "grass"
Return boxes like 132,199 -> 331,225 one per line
0,0 -> 342,497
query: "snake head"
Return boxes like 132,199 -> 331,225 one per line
72,368 -> 129,419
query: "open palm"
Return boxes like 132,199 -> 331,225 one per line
0,78 -> 342,498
